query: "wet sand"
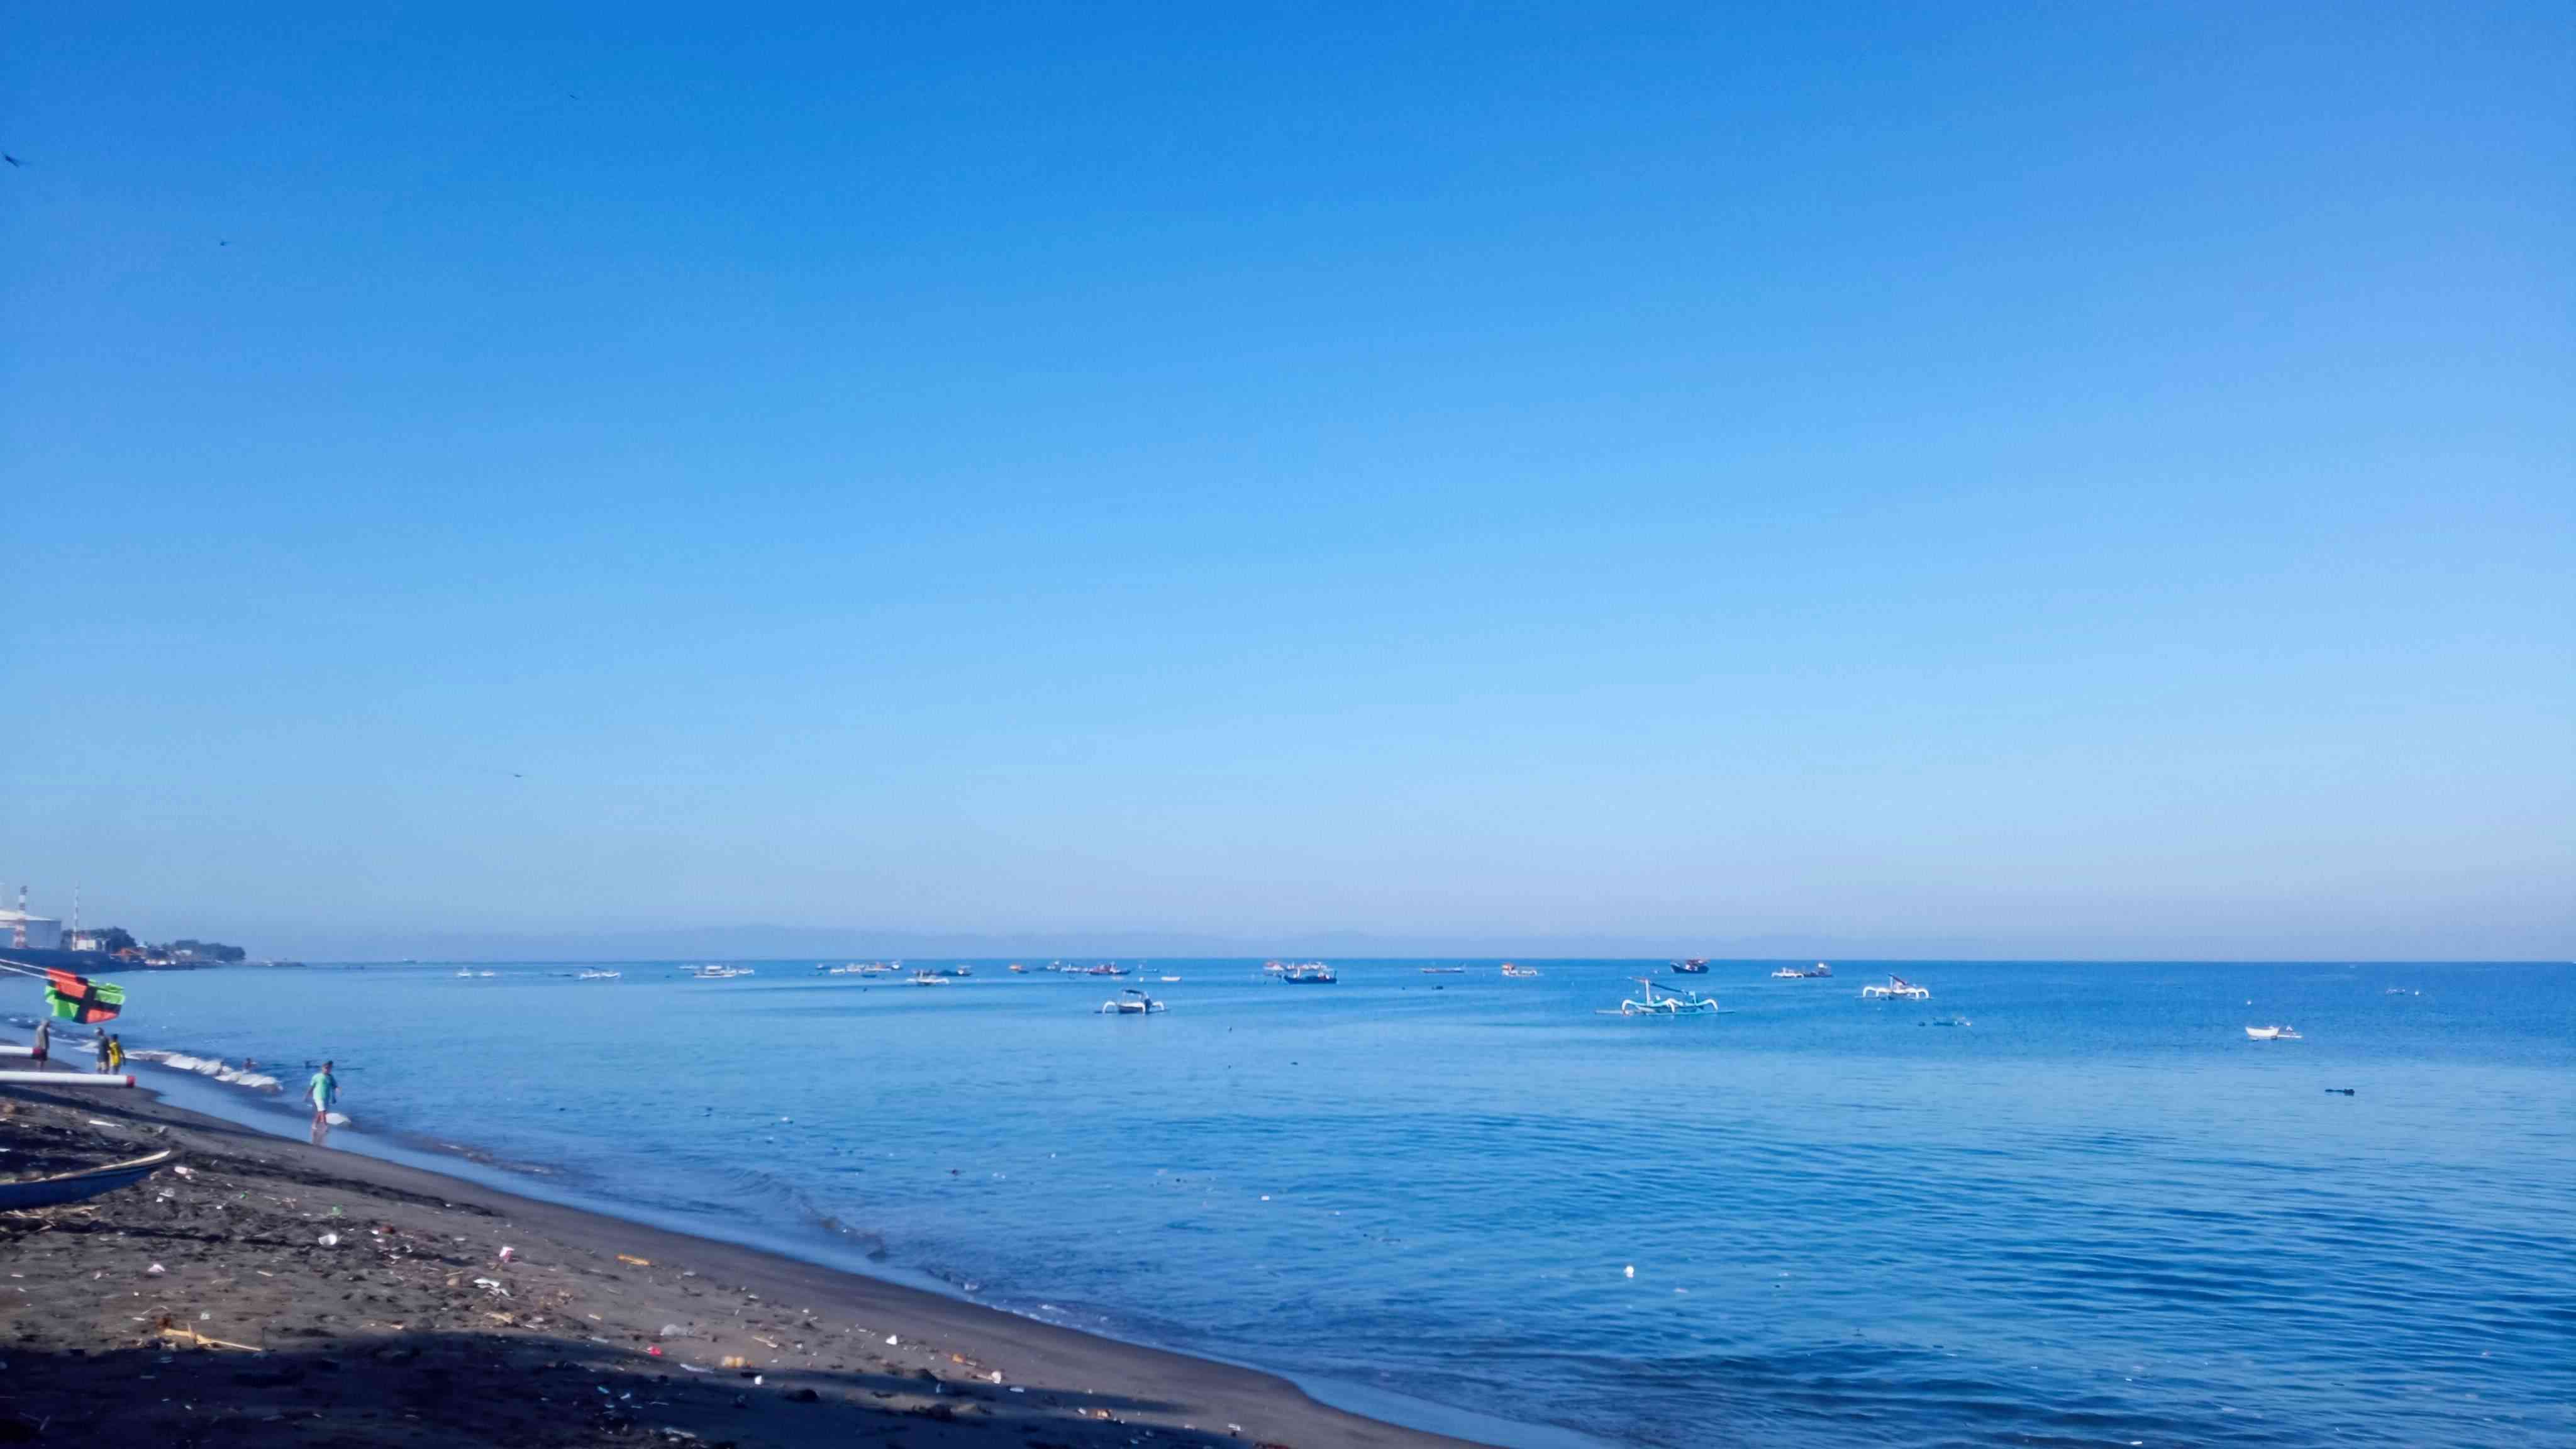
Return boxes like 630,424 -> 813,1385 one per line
0,1074 -> 1487,1448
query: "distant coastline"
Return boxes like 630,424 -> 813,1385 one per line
0,948 -> 226,974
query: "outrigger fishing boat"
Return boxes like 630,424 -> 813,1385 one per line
1096,987 -> 1168,1016
1860,975 -> 1929,1000
1500,962 -> 1540,978
2245,1024 -> 2302,1041
576,969 -> 621,980
1601,977 -> 1719,1017
1279,962 -> 1337,984
688,965 -> 753,980
0,1149 -> 176,1210
907,970 -> 952,987
1771,962 -> 1833,979
1669,958 -> 1710,974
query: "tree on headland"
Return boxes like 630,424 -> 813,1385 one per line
165,939 -> 247,963
89,927 -> 138,954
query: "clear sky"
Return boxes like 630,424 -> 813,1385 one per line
4,4 -> 2569,959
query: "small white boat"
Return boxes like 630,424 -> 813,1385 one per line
689,965 -> 752,980
1600,977 -> 1719,1017
2245,1024 -> 2302,1041
908,971 -> 951,987
1501,963 -> 1540,978
1772,962 -> 1834,979
1097,988 -> 1167,1015
1860,975 -> 1930,1000
577,969 -> 621,981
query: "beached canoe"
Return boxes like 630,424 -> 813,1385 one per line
0,1149 -> 176,1210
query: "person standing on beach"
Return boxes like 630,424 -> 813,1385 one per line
30,1018 -> 48,1067
104,1035 -> 125,1073
93,1033 -> 111,1073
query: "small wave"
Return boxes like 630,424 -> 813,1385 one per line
127,1048 -> 284,1094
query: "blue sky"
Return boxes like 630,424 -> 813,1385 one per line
4,4 -> 2569,958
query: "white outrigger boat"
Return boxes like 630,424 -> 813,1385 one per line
1600,977 -> 1720,1017
1860,975 -> 1930,1000
1500,962 -> 1540,978
577,969 -> 621,980
1771,962 -> 1833,979
1097,987 -> 1168,1016
688,964 -> 754,980
2245,1024 -> 2302,1041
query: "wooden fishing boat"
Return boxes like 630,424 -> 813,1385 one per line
0,1149 -> 175,1210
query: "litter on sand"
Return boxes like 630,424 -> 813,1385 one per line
617,1254 -> 653,1267
317,1233 -> 340,1247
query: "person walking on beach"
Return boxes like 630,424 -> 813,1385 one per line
308,1060 -> 340,1131
93,1033 -> 111,1073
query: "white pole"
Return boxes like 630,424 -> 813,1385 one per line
0,1045 -> 33,1058
0,1072 -> 136,1088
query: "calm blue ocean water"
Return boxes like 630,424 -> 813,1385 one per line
68,959 -> 2576,1448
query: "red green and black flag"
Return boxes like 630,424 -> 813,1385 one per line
43,970 -> 124,1024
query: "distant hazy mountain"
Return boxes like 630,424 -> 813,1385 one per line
240,922 -> 2552,964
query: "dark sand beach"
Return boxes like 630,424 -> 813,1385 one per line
0,1074 -> 1485,1448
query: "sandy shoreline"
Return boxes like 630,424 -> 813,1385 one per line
0,1068 -> 1494,1448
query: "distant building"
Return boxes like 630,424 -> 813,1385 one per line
0,909 -> 64,951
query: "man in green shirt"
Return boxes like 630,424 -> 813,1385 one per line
307,1060 -> 340,1135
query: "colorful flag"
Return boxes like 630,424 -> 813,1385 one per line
43,970 -> 124,1024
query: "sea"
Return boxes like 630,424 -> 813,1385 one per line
69,958 -> 2576,1448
